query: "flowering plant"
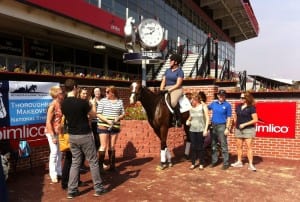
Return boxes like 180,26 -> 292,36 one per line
124,102 -> 147,120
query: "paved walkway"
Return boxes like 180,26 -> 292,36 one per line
6,156 -> 300,202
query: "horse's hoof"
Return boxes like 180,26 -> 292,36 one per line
159,164 -> 168,170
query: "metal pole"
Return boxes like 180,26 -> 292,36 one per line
214,39 -> 218,79
142,58 -> 146,86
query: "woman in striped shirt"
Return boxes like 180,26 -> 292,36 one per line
97,86 -> 125,172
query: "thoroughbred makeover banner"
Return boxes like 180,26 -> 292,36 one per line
255,102 -> 296,138
0,80 -> 58,146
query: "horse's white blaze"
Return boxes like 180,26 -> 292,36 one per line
129,82 -> 137,104
129,93 -> 134,104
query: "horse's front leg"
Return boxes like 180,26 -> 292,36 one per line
160,141 -> 168,170
160,143 -> 173,169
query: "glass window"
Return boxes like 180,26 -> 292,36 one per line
0,56 -> 7,71
40,62 -> 53,75
75,49 -> 89,66
54,62 -> 64,76
85,0 -> 98,7
101,0 -> 112,11
7,57 -> 22,72
115,2 -> 126,19
53,45 -> 74,64
25,60 -> 38,74
91,53 -> 104,68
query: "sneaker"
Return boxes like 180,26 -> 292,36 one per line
199,165 -> 204,170
67,191 -> 79,199
103,163 -> 108,169
209,163 -> 217,168
231,161 -> 243,168
221,165 -> 230,170
51,178 -> 58,183
93,186 -> 108,196
189,165 -> 195,170
248,164 -> 257,172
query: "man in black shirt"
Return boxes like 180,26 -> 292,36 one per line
61,79 -> 107,199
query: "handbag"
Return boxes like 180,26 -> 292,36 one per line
59,115 -> 70,152
58,133 -> 70,152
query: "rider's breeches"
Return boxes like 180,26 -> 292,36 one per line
165,87 -> 183,108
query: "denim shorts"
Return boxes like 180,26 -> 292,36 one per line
97,127 -> 120,135
235,127 -> 256,139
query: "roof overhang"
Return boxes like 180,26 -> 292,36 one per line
249,75 -> 293,87
199,0 -> 259,43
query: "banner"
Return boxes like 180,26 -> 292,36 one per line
256,102 -> 296,138
0,80 -> 58,146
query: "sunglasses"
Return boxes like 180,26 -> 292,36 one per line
240,97 -> 245,99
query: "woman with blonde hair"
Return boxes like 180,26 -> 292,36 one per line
45,85 -> 64,183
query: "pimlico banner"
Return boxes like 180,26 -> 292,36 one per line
255,102 -> 296,138
0,80 -> 58,144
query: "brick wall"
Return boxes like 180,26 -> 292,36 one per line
116,86 -> 300,160
10,85 -> 300,172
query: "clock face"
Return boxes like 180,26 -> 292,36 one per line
138,19 -> 164,48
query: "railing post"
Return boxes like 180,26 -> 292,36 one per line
214,39 -> 218,79
207,34 -> 211,76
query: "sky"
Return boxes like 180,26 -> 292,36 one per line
235,0 -> 300,81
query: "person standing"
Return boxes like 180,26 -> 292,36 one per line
91,87 -> 102,150
186,92 -> 209,170
231,91 -> 258,171
45,86 -> 64,183
160,53 -> 184,127
0,154 -> 8,202
61,79 -> 107,199
97,86 -> 125,172
77,87 -> 91,173
208,89 -> 232,170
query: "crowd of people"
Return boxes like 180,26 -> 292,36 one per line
45,79 -> 125,199
41,54 -> 258,199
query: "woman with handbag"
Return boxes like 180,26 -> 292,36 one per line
186,92 -> 209,170
45,86 -> 64,183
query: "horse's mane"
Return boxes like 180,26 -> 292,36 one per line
139,86 -> 166,125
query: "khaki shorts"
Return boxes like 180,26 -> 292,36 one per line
235,127 -> 256,139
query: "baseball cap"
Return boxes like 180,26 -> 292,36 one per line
217,89 -> 226,96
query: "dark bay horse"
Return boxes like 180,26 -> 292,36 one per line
130,82 -> 190,169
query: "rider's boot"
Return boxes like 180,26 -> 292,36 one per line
172,105 -> 182,127
108,149 -> 117,172
98,150 -> 106,174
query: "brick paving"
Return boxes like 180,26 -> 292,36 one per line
6,156 -> 300,202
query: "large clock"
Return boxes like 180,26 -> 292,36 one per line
138,18 -> 164,48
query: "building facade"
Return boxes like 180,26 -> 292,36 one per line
0,0 -> 258,82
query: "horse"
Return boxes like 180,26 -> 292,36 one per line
129,82 -> 190,169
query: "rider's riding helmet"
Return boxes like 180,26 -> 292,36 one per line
170,54 -> 182,65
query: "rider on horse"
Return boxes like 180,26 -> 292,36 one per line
159,53 -> 184,127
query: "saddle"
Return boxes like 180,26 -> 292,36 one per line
164,93 -> 192,114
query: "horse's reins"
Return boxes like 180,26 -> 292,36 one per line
164,93 -> 174,114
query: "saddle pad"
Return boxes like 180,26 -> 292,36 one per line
179,95 -> 192,113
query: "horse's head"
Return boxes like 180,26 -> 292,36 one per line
129,82 -> 141,104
